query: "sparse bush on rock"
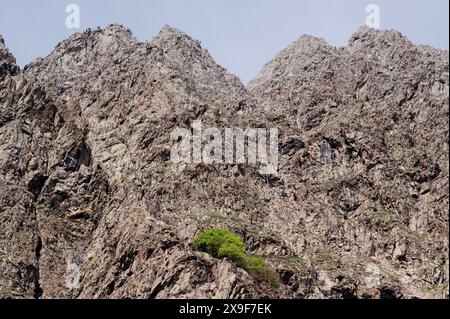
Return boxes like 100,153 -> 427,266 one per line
218,242 -> 247,264
194,228 -> 245,258
244,255 -> 279,286
194,229 -> 279,286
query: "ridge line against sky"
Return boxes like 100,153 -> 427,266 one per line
0,0 -> 448,83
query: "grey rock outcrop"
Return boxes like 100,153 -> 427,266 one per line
249,26 -> 449,299
0,25 -> 448,299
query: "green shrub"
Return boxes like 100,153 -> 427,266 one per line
244,255 -> 280,287
194,228 -> 245,258
243,255 -> 266,273
218,242 -> 246,264
194,228 -> 279,286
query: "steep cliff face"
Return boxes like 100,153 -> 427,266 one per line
0,25 -> 448,299
1,34 -> 49,298
248,26 -> 449,299
1,25 -> 278,299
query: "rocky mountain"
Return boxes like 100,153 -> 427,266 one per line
248,27 -> 449,299
0,25 -> 448,299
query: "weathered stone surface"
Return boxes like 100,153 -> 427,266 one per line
249,26 -> 449,299
0,25 -> 448,299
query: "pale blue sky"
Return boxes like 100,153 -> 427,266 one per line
0,0 -> 448,83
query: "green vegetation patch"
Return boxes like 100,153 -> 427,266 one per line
194,228 -> 245,258
194,228 -> 279,286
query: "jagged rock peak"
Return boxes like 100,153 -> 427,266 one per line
151,24 -> 203,51
0,35 -> 17,65
264,34 -> 333,64
50,23 -> 138,54
347,26 -> 414,50
102,23 -> 134,35
23,23 -> 142,80
82,23 -> 136,40
290,34 -> 333,50
247,33 -> 334,91
348,25 -> 411,46
147,24 -> 233,78
156,24 -> 191,39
